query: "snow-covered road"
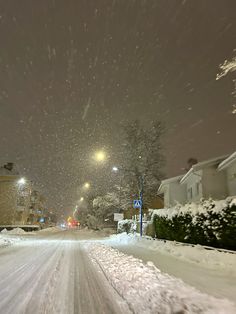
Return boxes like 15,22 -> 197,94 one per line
0,229 -> 129,314
1,229 -> 235,314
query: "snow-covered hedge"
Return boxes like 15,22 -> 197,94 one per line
152,198 -> 236,250
117,219 -> 136,234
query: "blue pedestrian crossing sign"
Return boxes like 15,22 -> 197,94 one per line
133,199 -> 142,208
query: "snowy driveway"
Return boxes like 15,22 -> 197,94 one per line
0,230 -> 129,314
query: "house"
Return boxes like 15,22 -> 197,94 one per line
180,155 -> 228,203
0,163 -> 31,225
158,152 -> 236,208
158,175 -> 187,207
218,151 -> 236,196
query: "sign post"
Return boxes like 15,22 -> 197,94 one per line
133,199 -> 143,237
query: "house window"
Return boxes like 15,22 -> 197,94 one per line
196,182 -> 200,195
188,187 -> 193,200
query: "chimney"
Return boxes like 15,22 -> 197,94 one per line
4,163 -> 14,171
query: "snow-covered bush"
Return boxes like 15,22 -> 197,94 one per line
117,219 -> 136,234
152,198 -> 236,250
145,221 -> 155,237
87,215 -> 100,230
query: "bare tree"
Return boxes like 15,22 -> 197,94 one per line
119,120 -> 165,208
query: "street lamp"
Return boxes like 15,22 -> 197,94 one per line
94,150 -> 106,162
18,177 -> 26,185
80,197 -> 84,201
84,182 -> 90,189
112,166 -> 119,172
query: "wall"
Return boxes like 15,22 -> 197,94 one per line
185,170 -> 203,203
0,176 -> 31,225
163,185 -> 170,207
0,179 -> 17,224
226,161 -> 236,196
202,166 -> 227,200
169,182 -> 187,206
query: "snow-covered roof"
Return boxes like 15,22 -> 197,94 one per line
218,151 -> 236,171
180,155 -> 228,184
158,175 -> 183,193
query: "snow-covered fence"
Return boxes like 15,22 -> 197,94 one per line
152,198 -> 236,250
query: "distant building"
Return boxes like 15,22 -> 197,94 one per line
158,152 -> 236,208
0,163 -> 31,225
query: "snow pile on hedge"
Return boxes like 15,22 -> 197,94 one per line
152,198 -> 236,249
152,198 -> 236,220
88,243 -> 236,313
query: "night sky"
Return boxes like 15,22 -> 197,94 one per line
0,1 -> 236,213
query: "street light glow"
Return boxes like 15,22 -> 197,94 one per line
80,197 -> 84,201
18,177 -> 26,185
84,182 -> 90,189
94,150 -> 106,162
112,166 -> 119,172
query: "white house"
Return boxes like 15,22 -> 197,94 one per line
158,175 -> 187,207
158,153 -> 236,208
218,151 -> 236,196
180,155 -> 228,203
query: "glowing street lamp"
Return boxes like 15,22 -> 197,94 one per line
80,197 -> 84,201
18,177 -> 26,185
94,150 -> 106,162
112,166 -> 119,172
84,182 -> 90,189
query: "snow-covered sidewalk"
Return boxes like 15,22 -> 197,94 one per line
87,243 -> 236,314
105,233 -> 236,273
103,233 -> 236,301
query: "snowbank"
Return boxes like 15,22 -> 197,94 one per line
0,234 -> 22,247
1,227 -> 26,235
87,243 -> 236,314
105,233 -> 236,273
0,236 -> 12,247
